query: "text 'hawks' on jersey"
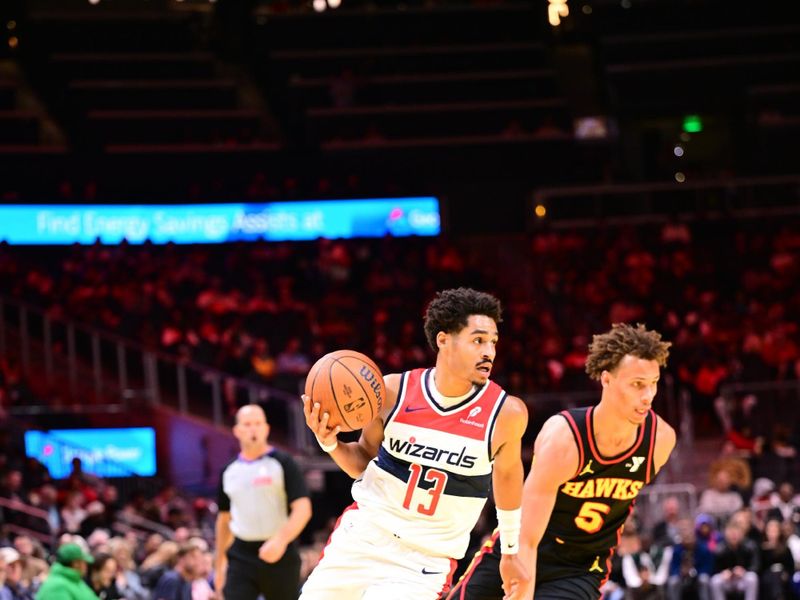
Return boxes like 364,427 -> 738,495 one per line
351,368 -> 507,559
535,406 -> 658,586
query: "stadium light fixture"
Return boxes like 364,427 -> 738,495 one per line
548,0 -> 569,26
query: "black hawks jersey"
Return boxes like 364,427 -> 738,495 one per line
536,406 -> 658,586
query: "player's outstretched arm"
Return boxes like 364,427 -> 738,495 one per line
505,415 -> 579,600
302,373 -> 401,478
490,395 -> 530,595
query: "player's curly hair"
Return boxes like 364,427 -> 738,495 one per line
585,323 -> 671,380
423,287 -> 502,352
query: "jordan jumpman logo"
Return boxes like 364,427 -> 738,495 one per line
589,556 -> 603,573
579,460 -> 595,477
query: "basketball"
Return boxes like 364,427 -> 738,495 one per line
304,350 -> 386,432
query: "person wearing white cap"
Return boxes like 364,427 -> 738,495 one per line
0,548 -> 33,600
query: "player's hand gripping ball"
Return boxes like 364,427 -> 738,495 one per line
304,350 -> 385,432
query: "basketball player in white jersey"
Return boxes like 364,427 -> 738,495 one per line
300,287 -> 530,600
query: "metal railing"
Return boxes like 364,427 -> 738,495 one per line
0,296 -> 310,454
0,497 -> 55,548
114,510 -> 177,541
0,492 -> 175,547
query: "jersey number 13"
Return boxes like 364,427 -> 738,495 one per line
402,464 -> 447,516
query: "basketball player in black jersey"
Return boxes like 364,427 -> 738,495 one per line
447,323 -> 676,600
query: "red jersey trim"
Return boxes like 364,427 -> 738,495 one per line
585,406 -> 647,465
645,411 -> 658,484
560,410 -> 585,479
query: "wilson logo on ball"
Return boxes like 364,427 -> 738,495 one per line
360,366 -> 383,406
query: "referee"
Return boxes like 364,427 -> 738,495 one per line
215,404 -> 312,600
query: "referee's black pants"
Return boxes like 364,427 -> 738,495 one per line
224,538 -> 302,600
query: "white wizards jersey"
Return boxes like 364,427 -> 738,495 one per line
351,368 -> 508,559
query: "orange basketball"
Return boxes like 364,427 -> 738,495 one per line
304,350 -> 386,432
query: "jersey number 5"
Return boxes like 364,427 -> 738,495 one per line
402,463 -> 447,516
575,501 -> 611,534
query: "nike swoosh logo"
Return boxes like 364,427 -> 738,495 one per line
404,405 -> 426,413
421,568 -> 443,575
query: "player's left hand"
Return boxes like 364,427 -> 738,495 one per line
499,554 -> 531,599
258,538 -> 287,563
503,578 -> 534,600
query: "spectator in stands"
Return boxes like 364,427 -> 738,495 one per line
152,487 -> 191,528
139,542 -> 178,591
667,517 -> 713,600
0,548 -> 33,600
759,518 -> 795,599
709,521 -> 760,600
0,470 -> 24,502
106,539 -> 147,600
714,394 -> 761,455
81,504 -> 111,539
652,496 -> 682,548
56,536 -> 90,555
10,538 -> 47,592
190,552 -> 213,600
99,488 -> 120,526
35,543 -> 98,600
246,339 -> 276,383
750,477 -> 777,529
86,554 -> 121,600
67,459 -> 99,491
151,542 -> 203,600
781,520 -> 800,570
712,444 -> 754,492
693,357 -> 729,417
624,566 -> 665,600
621,533 -> 671,599
137,535 -> 163,567
61,492 -> 88,535
770,482 -> 800,524
730,509 -> 764,547
26,486 -> 60,534
698,469 -> 744,527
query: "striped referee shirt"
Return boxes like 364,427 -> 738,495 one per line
217,448 -> 309,541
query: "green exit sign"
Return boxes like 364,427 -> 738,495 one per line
682,115 -> 703,133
